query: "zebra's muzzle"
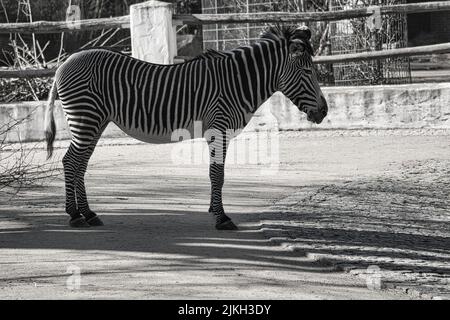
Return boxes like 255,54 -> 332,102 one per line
307,96 -> 328,124
307,110 -> 325,124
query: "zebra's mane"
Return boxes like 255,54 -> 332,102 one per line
192,25 -> 313,62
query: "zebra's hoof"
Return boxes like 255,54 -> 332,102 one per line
69,216 -> 90,228
216,220 -> 238,230
86,216 -> 104,227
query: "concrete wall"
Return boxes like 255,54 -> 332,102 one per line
249,82 -> 450,132
1,82 -> 449,143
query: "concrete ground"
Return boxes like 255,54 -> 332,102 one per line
0,130 -> 449,299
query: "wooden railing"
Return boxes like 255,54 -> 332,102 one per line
314,42 -> 450,64
1,1 -> 449,33
0,1 -> 450,78
173,1 -> 450,25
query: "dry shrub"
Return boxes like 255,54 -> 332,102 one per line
0,111 -> 60,195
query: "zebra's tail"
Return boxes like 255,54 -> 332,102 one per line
44,79 -> 58,160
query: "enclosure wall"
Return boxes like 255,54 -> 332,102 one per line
2,82 -> 449,143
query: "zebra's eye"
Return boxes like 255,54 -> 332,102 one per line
289,40 -> 306,55
303,68 -> 313,75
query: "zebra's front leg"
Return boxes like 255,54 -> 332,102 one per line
207,134 -> 238,230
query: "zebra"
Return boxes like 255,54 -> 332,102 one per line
44,25 -> 328,230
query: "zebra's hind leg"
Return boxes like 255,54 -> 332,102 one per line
73,124 -> 107,227
62,123 -> 107,227
62,143 -> 90,228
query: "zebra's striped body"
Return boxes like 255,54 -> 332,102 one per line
45,26 -> 328,229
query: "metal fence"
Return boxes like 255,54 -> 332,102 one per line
330,0 -> 411,85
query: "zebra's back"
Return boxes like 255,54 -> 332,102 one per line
56,49 -> 220,144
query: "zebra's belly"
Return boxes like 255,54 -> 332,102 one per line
113,121 -> 200,144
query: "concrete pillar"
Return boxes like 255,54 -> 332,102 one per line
130,1 -> 177,64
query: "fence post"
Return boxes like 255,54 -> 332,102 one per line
367,6 -> 383,84
130,0 -> 177,64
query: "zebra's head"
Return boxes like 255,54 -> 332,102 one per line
277,26 -> 328,124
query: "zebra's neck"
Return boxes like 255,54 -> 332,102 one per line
226,39 -> 286,113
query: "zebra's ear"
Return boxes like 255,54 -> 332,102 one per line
293,26 -> 311,41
